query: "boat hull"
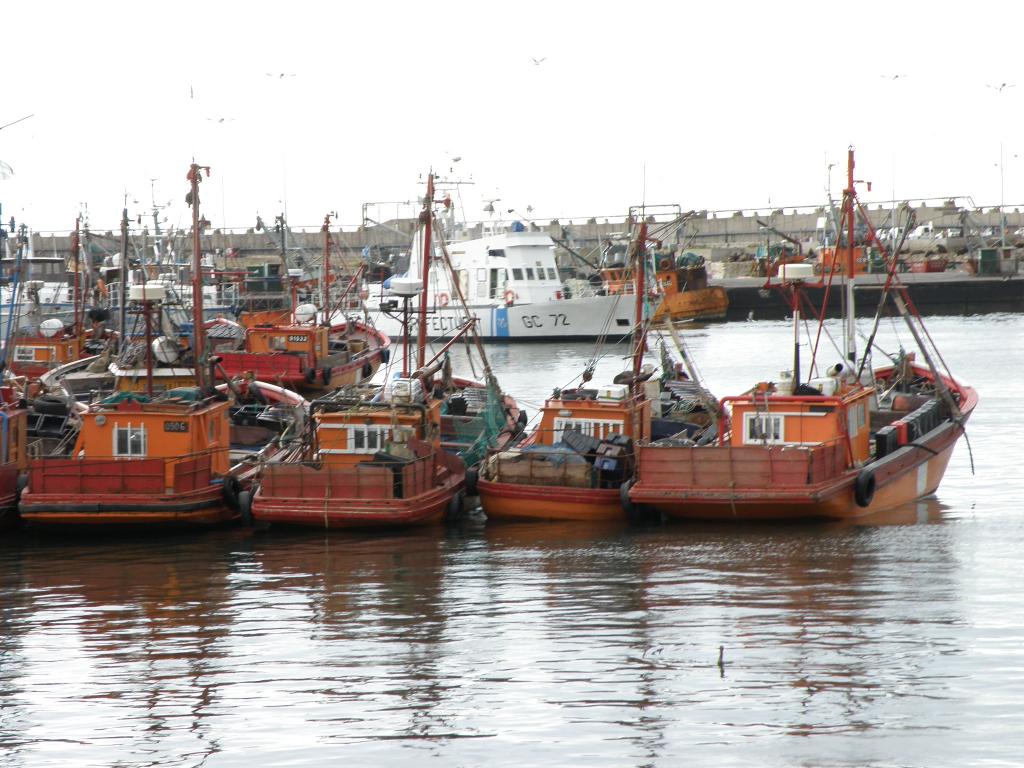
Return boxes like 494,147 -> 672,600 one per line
478,478 -> 623,522
630,410 -> 968,521
252,449 -> 466,529
652,286 -> 729,323
18,488 -> 236,527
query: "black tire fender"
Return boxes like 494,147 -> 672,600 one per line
222,476 -> 241,509
619,478 -> 635,515
854,468 -> 876,508
446,491 -> 464,522
465,466 -> 479,497
237,489 -> 253,527
33,394 -> 69,416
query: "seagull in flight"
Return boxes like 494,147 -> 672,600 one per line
205,117 -> 235,123
531,57 -> 547,66
266,72 -> 296,79
987,82 -> 1015,92
880,73 -> 906,80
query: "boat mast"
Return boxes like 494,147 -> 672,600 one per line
71,217 -> 81,335
416,173 -> 435,370
188,163 -> 210,391
631,221 -> 649,391
844,147 -> 857,363
321,213 -> 331,323
119,207 -> 129,352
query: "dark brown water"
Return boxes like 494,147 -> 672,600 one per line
1,315 -> 1019,767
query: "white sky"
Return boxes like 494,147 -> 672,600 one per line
3,1 -> 1023,235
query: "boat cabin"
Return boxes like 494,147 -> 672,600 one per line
726,378 -> 873,464
312,378 -> 442,466
70,394 -> 231,486
536,383 -> 652,446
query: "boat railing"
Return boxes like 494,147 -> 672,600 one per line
260,449 -> 449,501
27,447 -> 226,496
635,438 -> 848,490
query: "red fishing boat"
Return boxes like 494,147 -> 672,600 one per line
213,214 -> 389,392
627,148 -> 977,521
476,221 -> 659,522
252,174 -> 523,529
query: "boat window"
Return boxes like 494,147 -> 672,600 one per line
114,423 -> 148,457
745,413 -> 782,444
512,268 -> 523,281
553,417 -> 624,443
488,249 -> 506,258
547,268 -> 557,280
13,346 -> 36,362
525,268 -> 536,280
349,425 -> 391,453
269,335 -> 287,351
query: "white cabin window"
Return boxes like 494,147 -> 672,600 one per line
511,268 -> 523,281
546,268 -> 558,280
13,346 -> 38,362
525,268 -> 536,280
350,425 -> 391,453
553,417 -> 624,444
745,413 -> 783,444
114,423 -> 148,457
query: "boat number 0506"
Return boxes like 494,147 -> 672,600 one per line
521,313 -> 569,328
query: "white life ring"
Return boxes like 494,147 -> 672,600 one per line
437,292 -> 450,307
503,289 -> 517,306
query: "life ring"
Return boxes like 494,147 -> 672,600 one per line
503,290 -> 517,306
658,257 -> 672,271
321,366 -> 332,385
437,292 -> 450,307
854,468 -> 876,508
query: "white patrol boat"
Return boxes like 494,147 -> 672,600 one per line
366,226 -> 638,342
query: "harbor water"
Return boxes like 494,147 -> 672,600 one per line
0,314 -> 1020,767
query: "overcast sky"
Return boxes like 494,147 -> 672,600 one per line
3,1 -> 1023,235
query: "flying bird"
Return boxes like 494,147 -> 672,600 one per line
205,117 -> 235,123
987,82 -> 1015,92
880,73 -> 905,80
531,57 -> 547,65
266,72 -> 296,79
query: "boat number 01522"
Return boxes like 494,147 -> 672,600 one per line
521,313 -> 569,328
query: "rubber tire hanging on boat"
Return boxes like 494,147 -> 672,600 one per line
321,367 -> 332,386
304,368 -> 317,384
32,395 -> 69,416
465,467 -> 479,497
236,490 -> 253,527
446,491 -> 464,522
222,476 -> 241,510
854,469 -> 876,508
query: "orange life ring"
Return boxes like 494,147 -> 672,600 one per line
437,292 -> 450,307
503,289 -> 517,305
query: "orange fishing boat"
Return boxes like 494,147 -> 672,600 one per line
252,174 -> 523,529
0,384 -> 27,530
18,162 -> 307,528
213,214 -> 389,392
476,221 -> 660,522
601,255 -> 728,323
627,148 -> 978,521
